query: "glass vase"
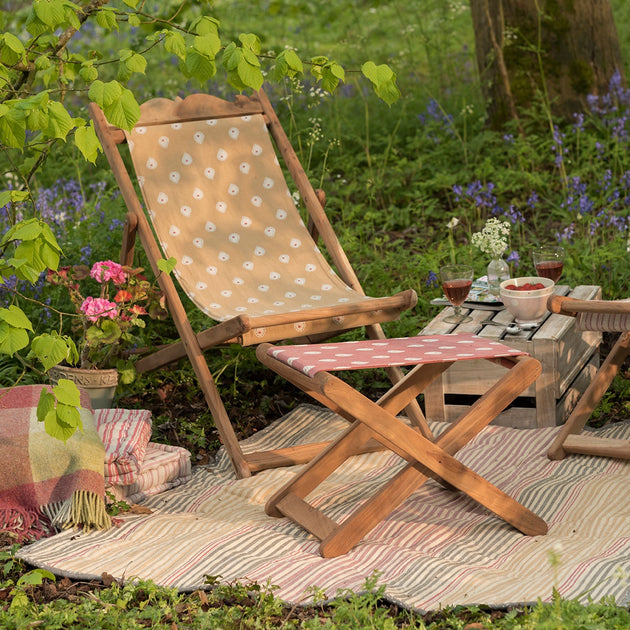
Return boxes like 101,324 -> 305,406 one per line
487,257 -> 510,296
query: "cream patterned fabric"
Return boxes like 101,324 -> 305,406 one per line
125,115 -> 373,328
576,300 -> 630,332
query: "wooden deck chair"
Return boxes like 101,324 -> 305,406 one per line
257,334 -> 547,557
89,90 -> 420,479
546,295 -> 630,461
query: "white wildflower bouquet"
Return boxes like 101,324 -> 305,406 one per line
471,217 -> 510,258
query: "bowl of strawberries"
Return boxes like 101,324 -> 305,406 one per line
499,276 -> 555,324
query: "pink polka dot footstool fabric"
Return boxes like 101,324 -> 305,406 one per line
266,333 -> 526,377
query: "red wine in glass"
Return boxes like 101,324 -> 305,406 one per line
442,278 -> 473,306
532,246 -> 565,283
535,260 -> 563,282
439,264 -> 474,324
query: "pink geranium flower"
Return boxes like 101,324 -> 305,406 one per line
90,260 -> 127,285
80,296 -> 118,322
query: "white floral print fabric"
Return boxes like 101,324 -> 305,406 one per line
126,115 -> 372,321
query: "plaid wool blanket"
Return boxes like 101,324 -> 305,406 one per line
0,385 -> 111,541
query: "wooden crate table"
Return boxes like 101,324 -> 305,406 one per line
420,285 -> 602,429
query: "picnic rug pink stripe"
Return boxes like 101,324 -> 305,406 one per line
17,404 -> 630,612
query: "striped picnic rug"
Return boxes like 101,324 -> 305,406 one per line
18,404 -> 630,612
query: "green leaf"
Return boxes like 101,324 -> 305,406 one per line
184,51 -> 217,84
4,217 -> 43,243
239,33 -> 261,55
95,7 -> 118,31
116,358 -> 136,385
0,33 -> 26,66
122,0 -> 139,7
53,378 -> 81,407
17,568 -> 55,586
157,257 -> 177,274
43,405 -> 79,442
193,33 -> 221,58
36,390 -> 55,424
34,0 -> 66,28
118,49 -> 147,81
0,305 -> 34,331
128,13 -> 141,27
0,105 -> 26,148
46,101 -> 74,140
190,15 -> 220,36
90,81 -> 140,130
0,189 -> 29,208
273,49 -> 303,80
74,121 -> 101,163
79,63 -> 98,83
31,333 -> 73,371
0,322 -> 29,354
164,31 -> 186,59
361,61 -> 400,105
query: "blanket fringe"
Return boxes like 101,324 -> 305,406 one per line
44,490 -> 112,532
0,507 -> 51,542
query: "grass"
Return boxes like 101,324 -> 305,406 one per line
3,0 -> 630,626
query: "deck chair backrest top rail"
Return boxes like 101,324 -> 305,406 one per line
122,106 -> 385,327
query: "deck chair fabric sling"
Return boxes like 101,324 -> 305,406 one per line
257,334 -> 547,557
546,295 -> 630,461
89,90 -> 419,479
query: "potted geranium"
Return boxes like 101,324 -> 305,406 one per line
46,260 -> 167,407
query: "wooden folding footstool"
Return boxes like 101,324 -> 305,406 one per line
256,334 -> 548,557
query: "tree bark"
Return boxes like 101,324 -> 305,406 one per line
470,0 -> 626,128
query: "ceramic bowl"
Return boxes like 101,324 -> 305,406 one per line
499,276 -> 555,323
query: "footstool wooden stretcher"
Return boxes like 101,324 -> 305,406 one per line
256,334 -> 548,557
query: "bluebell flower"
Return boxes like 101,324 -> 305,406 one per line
426,270 -> 439,288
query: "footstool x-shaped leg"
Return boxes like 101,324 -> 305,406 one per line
256,334 -> 547,557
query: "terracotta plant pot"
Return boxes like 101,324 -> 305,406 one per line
48,365 -> 118,409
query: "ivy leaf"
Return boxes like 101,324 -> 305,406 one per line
74,121 -> 101,163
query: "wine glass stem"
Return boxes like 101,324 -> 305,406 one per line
453,305 -> 462,319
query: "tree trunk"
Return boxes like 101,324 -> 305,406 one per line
470,0 -> 626,128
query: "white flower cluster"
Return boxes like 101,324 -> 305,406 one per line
471,217 -> 511,258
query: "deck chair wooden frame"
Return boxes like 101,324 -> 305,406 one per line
256,334 -> 547,557
89,90 -> 420,479
546,295 -> 630,461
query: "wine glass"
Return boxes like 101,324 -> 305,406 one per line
532,246 -> 565,283
439,264 -> 474,324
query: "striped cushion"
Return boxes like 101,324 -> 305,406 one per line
577,311 -> 630,332
95,409 -> 152,485
105,442 -> 192,504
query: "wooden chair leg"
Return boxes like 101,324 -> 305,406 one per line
547,332 -> 630,460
